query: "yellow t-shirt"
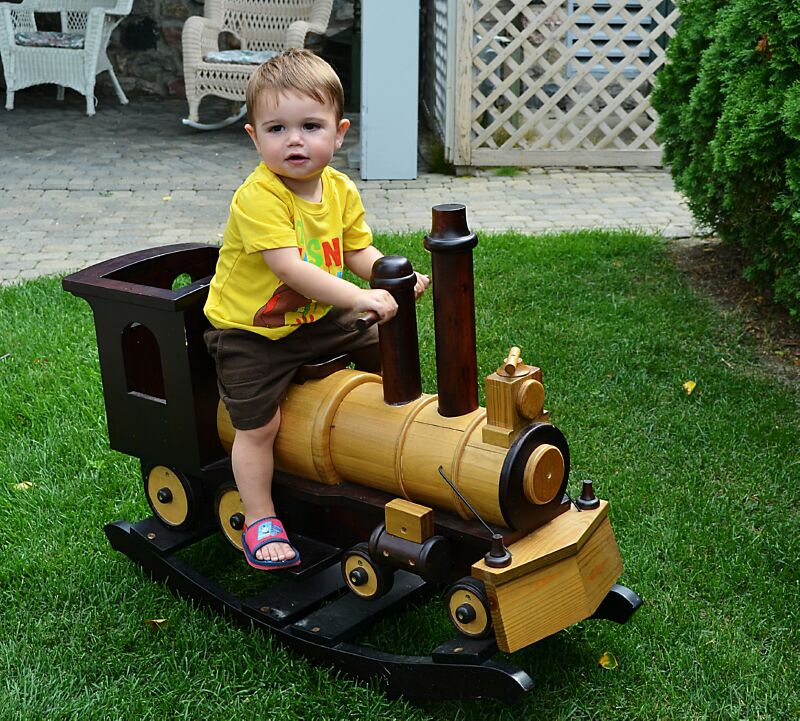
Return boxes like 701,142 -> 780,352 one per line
204,163 -> 372,339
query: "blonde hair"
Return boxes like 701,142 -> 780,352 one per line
246,49 -> 344,126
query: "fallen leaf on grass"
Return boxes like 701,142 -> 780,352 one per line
599,651 -> 618,670
14,481 -> 34,491
144,618 -> 168,630
683,380 -> 697,395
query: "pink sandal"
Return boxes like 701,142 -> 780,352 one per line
241,517 -> 301,570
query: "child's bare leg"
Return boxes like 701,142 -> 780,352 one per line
231,409 -> 295,563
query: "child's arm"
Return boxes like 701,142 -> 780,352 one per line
262,247 -> 397,320
343,245 -> 383,281
345,246 -> 431,299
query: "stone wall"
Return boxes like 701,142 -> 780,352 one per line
100,0 -> 356,98
103,0 -> 196,97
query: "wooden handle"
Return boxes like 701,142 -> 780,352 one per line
355,310 -> 380,332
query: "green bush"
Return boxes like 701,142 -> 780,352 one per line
652,0 -> 800,316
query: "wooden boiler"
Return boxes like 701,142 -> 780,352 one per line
62,203 -> 641,703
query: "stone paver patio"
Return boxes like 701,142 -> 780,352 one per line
0,87 -> 696,284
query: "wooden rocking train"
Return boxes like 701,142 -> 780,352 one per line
62,203 -> 641,703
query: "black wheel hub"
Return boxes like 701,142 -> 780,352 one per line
349,567 -> 369,587
456,603 -> 477,624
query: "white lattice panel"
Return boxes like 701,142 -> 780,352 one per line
422,0 -> 454,153
440,0 -> 679,167
432,0 -> 450,140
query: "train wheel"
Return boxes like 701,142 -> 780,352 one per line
144,465 -> 197,530
446,577 -> 493,639
342,543 -> 394,600
214,483 -> 245,551
214,483 -> 244,551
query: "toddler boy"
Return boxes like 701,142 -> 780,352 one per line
204,49 -> 428,569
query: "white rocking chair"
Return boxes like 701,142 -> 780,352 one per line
0,0 -> 132,115
181,0 -> 333,130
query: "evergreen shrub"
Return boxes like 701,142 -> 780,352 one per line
652,1 -> 800,316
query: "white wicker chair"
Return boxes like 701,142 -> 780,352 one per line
181,0 -> 333,130
0,0 -> 132,115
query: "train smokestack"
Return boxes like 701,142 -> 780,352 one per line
370,256 -> 422,405
423,204 -> 479,417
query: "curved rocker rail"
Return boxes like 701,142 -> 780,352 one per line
181,104 -> 247,131
104,518 -> 536,703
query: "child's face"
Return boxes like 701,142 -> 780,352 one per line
245,90 -> 349,198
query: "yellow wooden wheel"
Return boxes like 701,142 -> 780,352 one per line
447,577 -> 493,639
215,484 -> 245,551
144,465 -> 195,529
342,543 -> 393,600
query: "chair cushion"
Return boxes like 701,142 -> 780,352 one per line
204,49 -> 278,65
14,31 -> 85,49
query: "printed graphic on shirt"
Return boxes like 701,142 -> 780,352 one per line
253,220 -> 345,328
253,284 -> 313,327
302,235 -> 343,273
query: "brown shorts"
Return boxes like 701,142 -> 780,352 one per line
204,307 -> 380,431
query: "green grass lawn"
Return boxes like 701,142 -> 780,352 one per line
1,230 -> 798,720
